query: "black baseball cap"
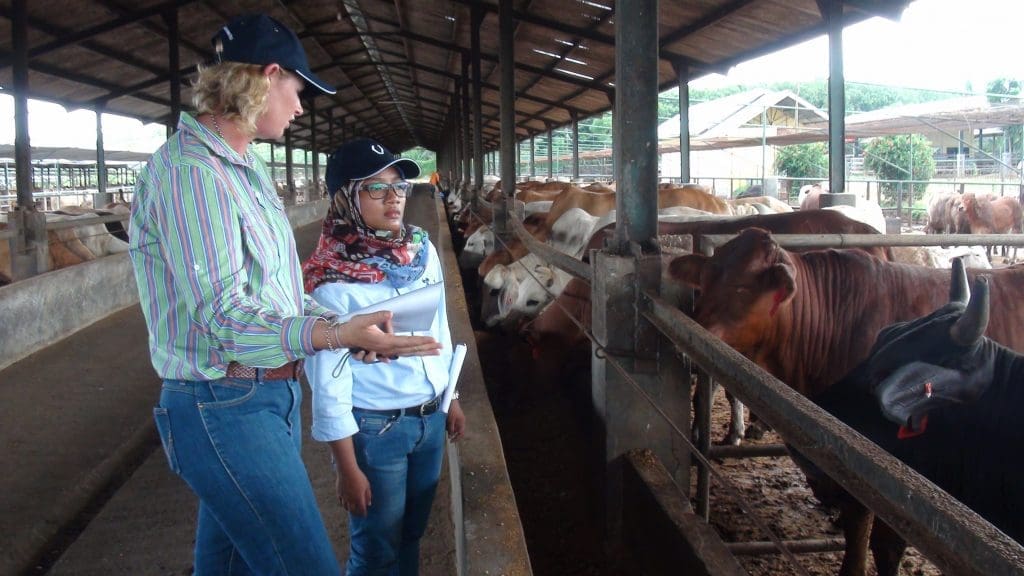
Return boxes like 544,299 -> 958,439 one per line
213,13 -> 336,96
326,138 -> 421,196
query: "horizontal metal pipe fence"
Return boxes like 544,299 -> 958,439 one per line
700,232 -> 1024,251
643,294 -> 1024,576
726,538 -> 845,556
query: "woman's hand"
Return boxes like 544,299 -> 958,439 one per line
335,311 -> 441,363
446,399 -> 466,442
337,467 -> 372,517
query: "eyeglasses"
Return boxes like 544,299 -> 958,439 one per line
359,181 -> 411,199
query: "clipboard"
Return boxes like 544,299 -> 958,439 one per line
335,283 -> 444,333
442,343 -> 467,413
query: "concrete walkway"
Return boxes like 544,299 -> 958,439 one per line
2,189 -> 457,575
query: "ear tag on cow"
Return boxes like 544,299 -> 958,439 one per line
769,288 -> 787,318
897,414 -> 928,440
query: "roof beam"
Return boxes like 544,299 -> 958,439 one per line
0,8 -> 167,76
310,15 -> 614,96
90,0 -> 209,62
840,0 -> 907,20
316,45 -> 586,116
0,0 -> 200,69
659,0 -> 756,49
448,0 -> 710,72
12,58 -> 172,110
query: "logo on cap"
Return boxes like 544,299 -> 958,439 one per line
371,144 -> 385,155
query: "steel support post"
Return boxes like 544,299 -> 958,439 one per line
571,111 -> 580,181
496,0 -> 515,243
461,60 -> 472,193
594,0 -> 678,557
10,0 -> 47,280
612,0 -> 659,251
310,97 -> 319,201
546,126 -> 553,179
284,129 -> 296,206
95,109 -> 110,208
471,4 -> 484,193
529,136 -> 535,177
824,0 -> 846,194
673,60 -> 691,184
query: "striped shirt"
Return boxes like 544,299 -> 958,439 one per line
129,112 -> 333,380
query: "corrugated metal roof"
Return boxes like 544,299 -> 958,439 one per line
657,89 -> 829,140
0,0 -> 913,154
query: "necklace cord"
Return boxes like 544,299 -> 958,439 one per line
211,114 -> 253,164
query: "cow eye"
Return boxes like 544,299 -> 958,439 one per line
526,299 -> 540,307
489,288 -> 500,296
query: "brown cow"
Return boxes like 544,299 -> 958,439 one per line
957,192 -> 1022,260
525,211 -> 893,445
668,227 -> 1024,576
478,184 -> 726,278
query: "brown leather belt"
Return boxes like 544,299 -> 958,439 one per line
224,360 -> 303,381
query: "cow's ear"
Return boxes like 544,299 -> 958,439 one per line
765,263 -> 796,305
483,265 -> 507,290
668,254 -> 706,287
531,265 -> 556,288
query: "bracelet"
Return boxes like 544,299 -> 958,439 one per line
322,320 -> 338,352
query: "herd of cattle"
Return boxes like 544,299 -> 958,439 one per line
446,178 -> 1023,576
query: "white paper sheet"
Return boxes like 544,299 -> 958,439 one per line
335,283 -> 444,333
442,343 -> 467,413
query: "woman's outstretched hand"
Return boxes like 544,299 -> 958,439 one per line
336,311 -> 441,363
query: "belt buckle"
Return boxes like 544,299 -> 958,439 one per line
420,397 -> 438,416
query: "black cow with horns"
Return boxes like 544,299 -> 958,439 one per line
797,258 -> 1024,576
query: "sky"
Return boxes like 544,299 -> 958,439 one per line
690,0 -> 1024,93
1,0 -> 1022,154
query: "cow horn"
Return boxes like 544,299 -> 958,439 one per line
948,256 -> 969,305
949,276 -> 990,346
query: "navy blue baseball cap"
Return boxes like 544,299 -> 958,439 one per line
213,13 -> 336,96
326,138 -> 421,196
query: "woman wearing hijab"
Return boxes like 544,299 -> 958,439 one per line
303,137 -> 466,575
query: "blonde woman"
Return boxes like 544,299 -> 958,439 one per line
129,14 -> 440,575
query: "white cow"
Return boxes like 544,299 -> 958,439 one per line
482,206 -> 733,328
822,201 -> 887,234
460,225 -> 494,269
483,253 -> 573,327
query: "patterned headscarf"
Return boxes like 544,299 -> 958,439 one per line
302,180 -> 428,292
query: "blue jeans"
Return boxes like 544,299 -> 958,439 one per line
346,409 -> 446,576
154,378 -> 340,576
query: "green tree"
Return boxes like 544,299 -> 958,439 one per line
986,77 -> 1022,156
775,142 -> 828,178
862,134 -> 935,204
775,142 -> 828,197
401,147 -> 436,176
